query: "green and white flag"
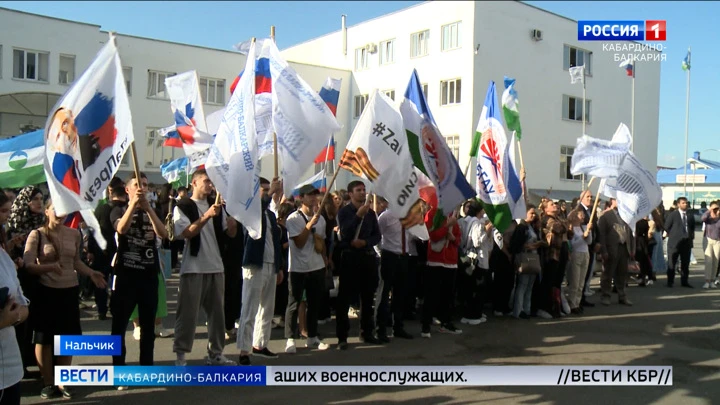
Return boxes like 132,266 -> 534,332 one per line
0,130 -> 45,189
501,77 -> 522,141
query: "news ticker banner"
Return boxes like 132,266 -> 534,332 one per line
56,366 -> 673,387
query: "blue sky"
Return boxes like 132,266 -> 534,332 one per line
1,1 -> 713,167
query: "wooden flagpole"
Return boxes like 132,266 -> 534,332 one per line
270,26 -> 279,179
584,179 -> 602,238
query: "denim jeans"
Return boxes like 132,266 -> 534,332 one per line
513,273 -> 536,318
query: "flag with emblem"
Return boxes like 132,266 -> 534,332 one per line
43,34 -> 133,249
0,130 -> 45,188
400,69 -> 474,231
161,156 -> 189,188
164,71 -> 214,171
474,81 -> 523,233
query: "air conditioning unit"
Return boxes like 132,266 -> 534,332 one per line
531,29 -> 543,41
365,43 -> 378,53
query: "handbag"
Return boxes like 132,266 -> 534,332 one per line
515,251 -> 541,274
627,260 -> 641,274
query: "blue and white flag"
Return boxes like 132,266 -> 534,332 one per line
0,130 -> 45,189
205,40 -> 262,239
160,156 -> 189,186
570,123 -> 632,179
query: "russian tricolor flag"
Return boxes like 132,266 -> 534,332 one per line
619,59 -> 634,77
313,77 -> 341,164
230,58 -> 272,96
291,171 -> 328,197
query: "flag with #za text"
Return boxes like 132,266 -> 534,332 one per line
205,39 -> 262,239
474,81 -> 524,233
400,69 -> 474,231
43,34 -> 133,250
339,90 -> 428,239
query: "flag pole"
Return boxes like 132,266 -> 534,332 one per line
584,179 -> 603,238
270,26 -> 279,180
516,133 -> 529,207
317,166 -> 342,214
683,47 -> 691,196
631,64 -> 636,153
581,66 -> 587,192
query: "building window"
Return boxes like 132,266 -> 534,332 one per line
122,67 -> 132,96
355,47 -> 369,71
354,94 -> 368,118
441,21 -> 462,51
445,135 -> 460,160
145,128 -> 178,168
379,39 -> 395,65
560,146 -> 582,181
58,54 -> 75,85
200,77 -> 226,105
563,45 -> 592,76
13,48 -> 49,82
440,78 -> 461,106
562,95 -> 591,123
147,70 -> 175,99
422,83 -> 428,99
410,30 -> 429,58
382,89 -> 395,101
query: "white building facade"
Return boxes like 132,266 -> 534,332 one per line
0,7 -> 352,185
281,0 -> 662,200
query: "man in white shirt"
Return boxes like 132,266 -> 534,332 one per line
376,208 -> 414,340
237,178 -> 284,365
172,169 -> 238,366
283,185 -> 331,353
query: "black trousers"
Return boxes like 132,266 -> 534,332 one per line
224,262 -> 243,331
110,269 -> 159,366
0,382 -> 20,405
93,256 -> 112,317
421,266 -> 456,330
405,256 -> 420,315
285,268 -> 325,339
458,265 -> 486,319
377,250 -> 409,335
537,259 -> 561,313
335,250 -> 378,343
275,268 -> 289,318
491,253 -> 515,313
667,239 -> 692,285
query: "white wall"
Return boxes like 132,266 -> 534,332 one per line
472,1 -> 661,194
283,1 -> 661,195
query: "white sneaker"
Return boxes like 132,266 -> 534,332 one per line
132,326 -> 141,341
536,310 -> 553,319
493,311 -> 504,317
711,283 -> 718,289
647,280 -> 654,286
306,337 -> 330,350
421,332 -> 431,338
175,353 -> 187,366
433,317 -> 441,325
703,282 -> 710,289
461,317 -> 487,325
155,325 -> 174,338
348,308 -> 359,319
285,339 -> 297,354
117,386 -> 129,391
206,354 -> 237,366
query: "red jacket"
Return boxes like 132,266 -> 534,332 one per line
425,207 -> 461,268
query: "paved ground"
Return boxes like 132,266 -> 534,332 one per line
17,233 -> 720,404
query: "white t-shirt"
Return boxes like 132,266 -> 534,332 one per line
0,248 -> 28,389
286,209 -> 326,273
173,199 -> 227,274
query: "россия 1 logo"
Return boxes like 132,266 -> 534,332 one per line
578,20 -> 666,41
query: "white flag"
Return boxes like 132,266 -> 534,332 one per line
570,123 -> 632,178
165,71 -> 214,171
259,40 -> 341,196
43,34 -> 133,249
338,91 -> 426,232
601,152 -> 662,232
569,66 -> 585,85
205,41 -> 262,239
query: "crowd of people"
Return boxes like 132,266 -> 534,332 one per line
0,170 -> 714,402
